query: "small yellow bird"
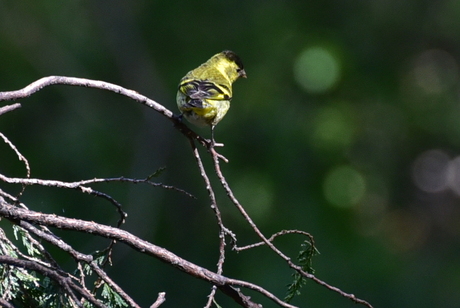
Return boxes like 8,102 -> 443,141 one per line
176,50 -> 246,146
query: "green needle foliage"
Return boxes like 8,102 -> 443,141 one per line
0,224 -> 127,308
285,239 -> 320,303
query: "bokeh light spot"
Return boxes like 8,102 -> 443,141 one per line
294,46 -> 341,93
323,165 -> 366,208
311,105 -> 355,149
381,209 -> 429,253
233,173 -> 274,221
412,149 -> 450,193
413,49 -> 459,94
448,156 -> 460,196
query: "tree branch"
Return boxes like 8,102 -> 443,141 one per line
0,103 -> 21,116
149,292 -> 166,308
0,76 -> 210,147
0,200 -> 296,308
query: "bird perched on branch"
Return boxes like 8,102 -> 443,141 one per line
176,50 -> 246,146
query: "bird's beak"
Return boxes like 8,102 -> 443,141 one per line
239,69 -> 247,78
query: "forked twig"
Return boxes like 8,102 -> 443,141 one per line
209,151 -> 374,308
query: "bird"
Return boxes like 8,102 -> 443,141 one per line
176,50 -> 246,146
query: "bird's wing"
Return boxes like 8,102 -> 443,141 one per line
179,79 -> 231,103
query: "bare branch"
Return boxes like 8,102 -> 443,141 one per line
149,292 -> 166,308
0,76 -> 169,117
0,173 -> 195,227
0,103 -> 21,116
0,171 -> 191,196
190,142 -> 228,307
0,132 -> 31,199
0,76 -> 211,148
235,230 -> 315,251
0,200 -> 296,308
210,152 -> 374,308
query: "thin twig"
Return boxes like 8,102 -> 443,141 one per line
189,140 -> 234,308
149,292 -> 166,308
0,103 -> 21,116
209,151 -> 374,308
0,174 -> 194,199
235,230 -> 315,251
0,173 -> 195,228
0,132 -> 31,199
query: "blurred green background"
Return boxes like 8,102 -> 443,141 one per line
1,1 -> 460,307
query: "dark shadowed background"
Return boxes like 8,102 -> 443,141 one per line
1,1 -> 460,307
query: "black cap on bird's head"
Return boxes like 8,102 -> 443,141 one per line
222,50 -> 247,78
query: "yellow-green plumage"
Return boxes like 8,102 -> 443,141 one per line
176,50 -> 246,143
